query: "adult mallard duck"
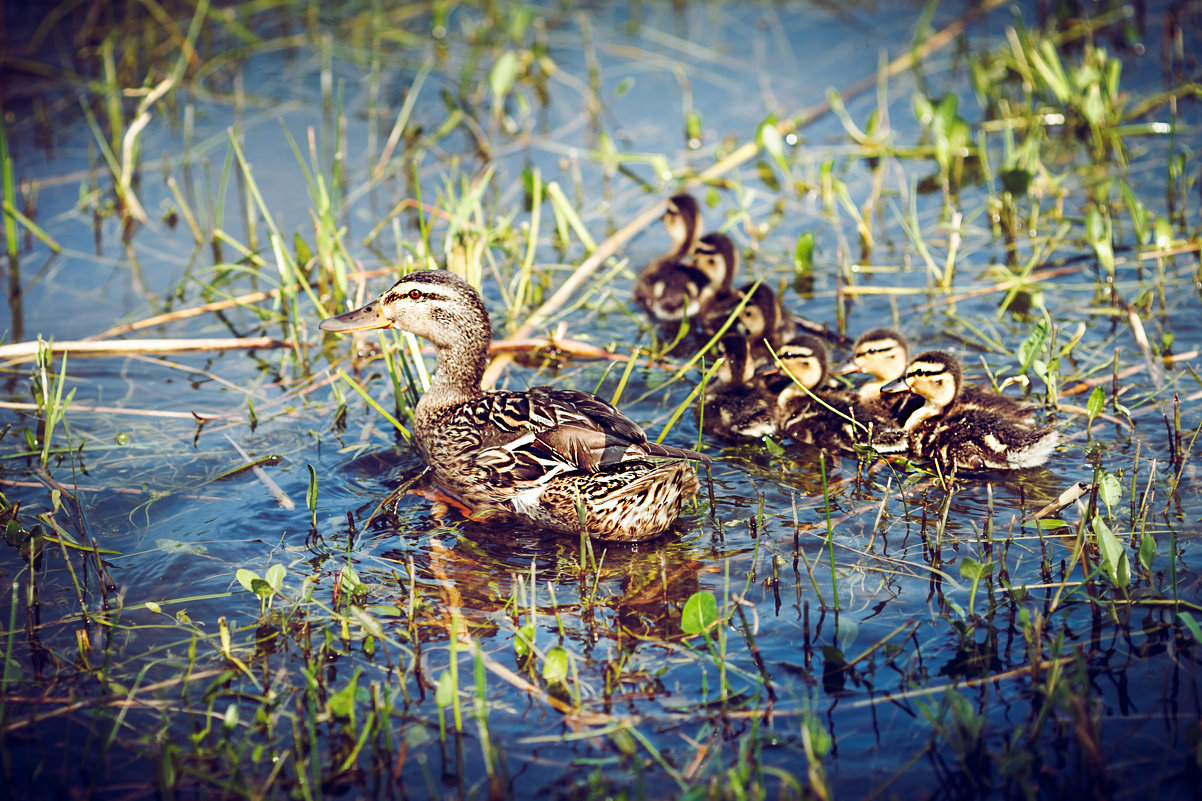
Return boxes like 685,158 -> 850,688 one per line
633,193 -> 707,323
880,350 -> 1058,471
701,333 -> 775,441
772,335 -> 905,453
322,269 -> 710,541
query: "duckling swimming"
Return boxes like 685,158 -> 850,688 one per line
703,280 -> 795,367
880,350 -> 1058,471
701,333 -> 775,441
836,327 -> 923,426
838,328 -> 910,402
322,269 -> 710,541
691,232 -> 740,314
772,335 -> 905,453
633,193 -> 707,323
839,328 -> 1033,426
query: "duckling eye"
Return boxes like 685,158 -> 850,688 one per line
407,289 -> 423,300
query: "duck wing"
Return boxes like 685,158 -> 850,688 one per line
472,387 -> 708,479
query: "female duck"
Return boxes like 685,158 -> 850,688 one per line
633,193 -> 707,323
322,269 -> 710,541
880,350 -> 1058,471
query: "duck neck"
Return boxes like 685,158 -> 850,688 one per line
415,334 -> 489,424
903,397 -> 943,431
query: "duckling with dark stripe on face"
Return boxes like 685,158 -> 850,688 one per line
322,269 -> 710,541
691,232 -> 740,314
836,328 -> 924,427
880,350 -> 1058,471
703,280 -> 795,367
840,328 -> 1035,426
772,335 -> 906,454
633,193 -> 708,323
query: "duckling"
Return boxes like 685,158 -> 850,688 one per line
879,350 -> 1058,471
772,335 -> 906,453
321,269 -> 710,541
691,232 -> 740,313
837,328 -> 910,402
703,281 -> 795,367
633,193 -> 706,323
701,334 -> 775,441
836,327 -> 924,426
838,328 -> 1033,426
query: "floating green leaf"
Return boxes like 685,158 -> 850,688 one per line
1178,611 -> 1202,645
1138,531 -> 1156,571
265,563 -> 285,593
1086,386 -> 1105,420
514,622 -> 536,660
328,669 -> 361,721
794,231 -> 815,274
757,116 -> 788,171
435,670 -> 455,708
681,590 -> 719,635
1099,472 -> 1122,515
1017,320 -> 1049,373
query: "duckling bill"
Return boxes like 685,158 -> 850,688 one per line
322,269 -> 710,542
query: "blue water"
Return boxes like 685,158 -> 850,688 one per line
1,1 -> 1200,798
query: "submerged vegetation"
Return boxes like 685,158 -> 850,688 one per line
0,0 -> 1200,798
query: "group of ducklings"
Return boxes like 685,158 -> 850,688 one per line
313,193 -> 1059,544
633,194 -> 1059,473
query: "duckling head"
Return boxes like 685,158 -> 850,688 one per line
640,263 -> 710,322
881,350 -> 961,414
841,329 -> 909,380
776,334 -> 829,391
693,232 -> 738,290
732,283 -> 782,342
663,193 -> 702,257
716,333 -> 756,385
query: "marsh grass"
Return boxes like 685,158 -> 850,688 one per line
0,0 -> 1200,799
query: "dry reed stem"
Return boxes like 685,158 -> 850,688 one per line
0,400 -> 224,420
0,336 -> 288,365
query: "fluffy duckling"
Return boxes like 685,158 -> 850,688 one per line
703,281 -> 795,366
839,328 -> 1033,426
633,193 -> 706,323
880,351 -> 1058,471
701,334 -> 775,441
772,335 -> 905,453
836,327 -> 923,426
838,328 -> 910,402
691,232 -> 740,313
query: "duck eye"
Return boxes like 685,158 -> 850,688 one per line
407,289 -> 423,300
